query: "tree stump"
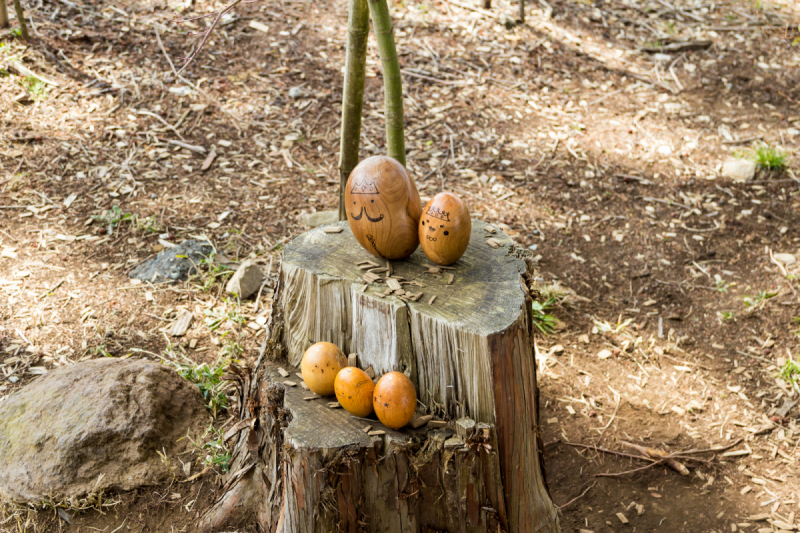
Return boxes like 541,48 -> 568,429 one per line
201,220 -> 559,533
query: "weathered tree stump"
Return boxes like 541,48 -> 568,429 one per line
201,220 -> 559,533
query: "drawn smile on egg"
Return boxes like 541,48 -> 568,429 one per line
421,218 -> 450,240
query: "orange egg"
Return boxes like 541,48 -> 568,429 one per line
372,372 -> 417,430
300,342 -> 347,396
419,192 -> 471,265
334,367 -> 375,417
345,156 -> 422,260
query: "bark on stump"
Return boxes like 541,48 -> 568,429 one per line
201,220 -> 559,533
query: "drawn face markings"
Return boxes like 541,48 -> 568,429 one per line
422,206 -> 450,242
349,176 -> 385,223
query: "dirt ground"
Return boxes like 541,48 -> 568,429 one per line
1,0 -> 800,530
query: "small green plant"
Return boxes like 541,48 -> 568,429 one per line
753,143 -> 787,171
664,21 -> 676,34
189,251 -> 233,292
531,297 -> 559,334
11,28 -> 21,37
742,290 -> 778,310
0,68 -> 8,78
176,357 -> 229,417
186,425 -> 231,473
92,205 -> 133,235
779,355 -> 800,396
720,311 -> 736,322
714,275 -> 729,293
132,214 -> 161,234
21,76 -> 47,99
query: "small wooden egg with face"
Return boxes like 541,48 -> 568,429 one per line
300,342 -> 347,396
345,156 -> 422,260
334,367 -> 375,418
372,372 -> 417,430
419,192 -> 471,265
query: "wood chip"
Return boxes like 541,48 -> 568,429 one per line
367,430 -> 385,436
200,147 -> 217,171
323,226 -> 343,234
428,295 -> 437,305
348,353 -> 358,367
447,274 -> 454,285
277,367 -> 290,377
249,20 -> 270,32
295,373 -> 303,380
328,402 -> 342,408
486,237 -> 504,248
411,414 -> 434,428
616,513 -> 629,524
283,381 -> 297,387
303,395 -> 320,400
386,278 -> 402,291
427,420 -> 448,429
189,338 -> 198,349
168,310 -> 193,337
364,366 -> 375,378
362,425 -> 372,433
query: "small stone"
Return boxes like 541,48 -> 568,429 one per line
226,259 -> 263,299
550,344 -> 564,355
657,145 -> 672,156
288,86 -> 304,99
298,210 -> 338,228
721,159 -> 756,182
578,334 -> 590,344
597,349 -> 612,359
129,239 -> 213,283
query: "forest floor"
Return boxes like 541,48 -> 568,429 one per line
1,0 -> 800,531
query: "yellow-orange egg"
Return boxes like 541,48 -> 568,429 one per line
300,342 -> 347,396
419,192 -> 471,265
334,367 -> 375,417
372,372 -> 417,430
345,156 -> 422,260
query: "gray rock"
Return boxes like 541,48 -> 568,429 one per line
298,210 -> 338,228
288,86 -> 304,99
721,158 -> 756,182
129,239 -> 213,283
225,259 -> 263,299
0,358 -> 208,503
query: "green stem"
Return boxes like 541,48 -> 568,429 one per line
12,0 -> 28,39
367,0 -> 405,167
0,0 -> 9,29
338,0 -> 370,221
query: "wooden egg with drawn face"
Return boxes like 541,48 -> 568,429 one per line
345,156 -> 422,260
419,192 -> 471,265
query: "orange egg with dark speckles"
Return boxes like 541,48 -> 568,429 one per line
334,367 -> 375,418
372,372 -> 417,430
300,342 -> 347,396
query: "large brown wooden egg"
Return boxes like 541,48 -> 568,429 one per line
372,372 -> 417,430
334,367 -> 375,418
419,192 -> 471,265
300,342 -> 347,396
345,156 -> 422,260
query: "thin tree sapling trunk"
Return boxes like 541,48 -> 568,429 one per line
0,0 -> 9,29
12,0 -> 27,39
519,0 -> 525,22
338,0 -> 370,221
483,0 -> 491,9
367,0 -> 405,166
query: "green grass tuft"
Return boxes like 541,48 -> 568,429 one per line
752,143 -> 788,171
